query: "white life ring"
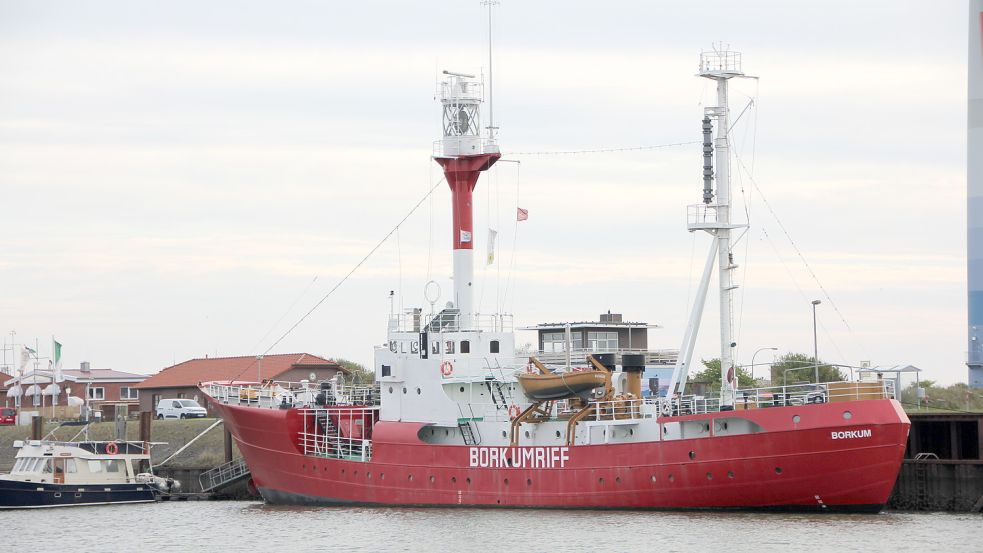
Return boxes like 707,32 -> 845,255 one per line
440,361 -> 454,377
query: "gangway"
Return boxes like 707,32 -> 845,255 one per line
198,458 -> 251,492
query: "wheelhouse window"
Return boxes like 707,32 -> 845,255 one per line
445,341 -> 455,354
490,340 -> 500,354
460,340 -> 470,354
87,387 -> 105,400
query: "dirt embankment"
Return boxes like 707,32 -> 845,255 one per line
0,418 -> 239,472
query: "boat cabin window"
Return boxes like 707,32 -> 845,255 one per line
490,340 -> 500,354
104,459 -> 123,473
445,341 -> 455,354
13,458 -> 26,472
40,459 -> 52,474
65,459 -> 77,473
460,340 -> 470,354
28,458 -> 42,472
88,460 -> 102,473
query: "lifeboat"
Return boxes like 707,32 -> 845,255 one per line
516,370 -> 608,400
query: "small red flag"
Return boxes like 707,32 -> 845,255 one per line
516,207 -> 528,222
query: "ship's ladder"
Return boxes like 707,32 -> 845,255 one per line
458,419 -> 479,446
486,380 -> 511,410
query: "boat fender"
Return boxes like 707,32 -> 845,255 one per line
509,404 -> 521,420
440,361 -> 454,377
105,442 -> 118,455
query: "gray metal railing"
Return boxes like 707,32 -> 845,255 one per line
198,458 -> 250,492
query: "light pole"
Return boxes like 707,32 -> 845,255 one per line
751,347 -> 779,384
811,300 -> 821,383
256,355 -> 264,385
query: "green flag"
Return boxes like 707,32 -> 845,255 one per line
53,339 -> 63,382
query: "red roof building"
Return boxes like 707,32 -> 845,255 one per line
134,353 -> 345,413
2,362 -> 147,420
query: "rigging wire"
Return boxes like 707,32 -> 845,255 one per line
241,177 -> 448,378
501,161 -> 521,312
506,140 -> 699,157
245,274 -> 319,354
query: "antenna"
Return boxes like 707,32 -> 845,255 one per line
482,0 -> 500,141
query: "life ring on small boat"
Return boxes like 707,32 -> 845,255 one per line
105,442 -> 118,455
440,361 -> 454,377
509,404 -> 522,420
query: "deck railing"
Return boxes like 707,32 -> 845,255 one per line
203,381 -> 381,409
297,407 -> 375,462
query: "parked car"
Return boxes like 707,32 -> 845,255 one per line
155,399 -> 208,419
0,408 -> 16,425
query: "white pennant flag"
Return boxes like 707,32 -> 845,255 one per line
487,228 -> 498,265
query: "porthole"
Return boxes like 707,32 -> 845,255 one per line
526,479 -> 532,486
663,427 -> 668,435
430,428 -> 435,436
466,477 -> 472,485
843,411 -> 853,420
388,387 -> 394,394
706,472 -> 713,480
703,423 -> 710,432
629,429 -> 634,436
616,477 -> 622,484
525,430 -> 530,438
417,388 -> 422,395
650,475 -> 657,483
302,464 -> 306,470
722,422 -> 729,430
353,470 -> 358,476
555,431 -> 562,438
451,476 -> 457,483
340,469 -> 345,475
444,429 -> 449,437
668,474 -> 675,482
599,477 -> 604,485
501,431 -> 507,438
775,467 -> 783,475
792,415 -> 801,424
460,386 -> 465,393
727,471 -> 734,479
380,473 -> 385,480
408,474 -> 414,482
689,451 -> 696,460
504,478 -> 509,486
429,475 -> 435,483
402,387 -> 407,394
367,472 -> 372,479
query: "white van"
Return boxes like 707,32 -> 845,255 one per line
155,399 -> 208,419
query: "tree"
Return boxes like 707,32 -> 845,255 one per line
334,358 -> 375,385
769,353 -> 843,384
690,358 -> 755,390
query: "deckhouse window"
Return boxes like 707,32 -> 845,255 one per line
445,341 -> 455,354
490,340 -> 500,354
587,331 -> 618,352
460,340 -> 470,354
543,332 -> 583,352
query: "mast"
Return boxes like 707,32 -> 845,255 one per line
670,45 -> 746,409
433,71 -> 500,329
968,0 -> 983,389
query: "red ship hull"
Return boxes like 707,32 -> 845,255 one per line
209,398 -> 909,512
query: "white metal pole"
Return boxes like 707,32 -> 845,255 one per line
668,240 -> 718,397
716,75 -> 736,408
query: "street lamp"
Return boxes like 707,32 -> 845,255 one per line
811,300 -> 821,383
751,347 -> 779,384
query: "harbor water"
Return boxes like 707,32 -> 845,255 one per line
6,502 -> 981,552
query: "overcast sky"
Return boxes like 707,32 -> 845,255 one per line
0,1 -> 971,384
